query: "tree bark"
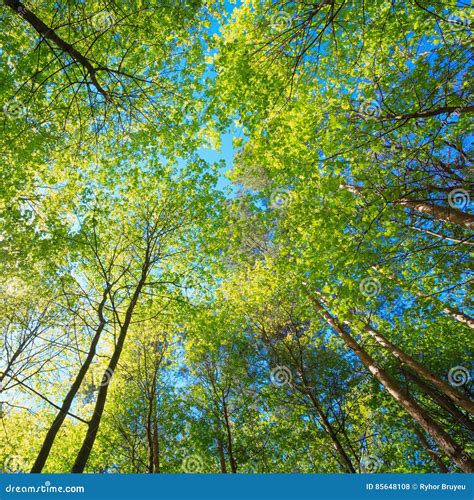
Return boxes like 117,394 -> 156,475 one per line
342,184 -> 474,230
362,323 -> 474,415
152,411 -> 160,473
441,305 -> 474,330
379,105 -> 474,122
302,386 -> 356,473
309,296 -> 474,473
4,0 -> 109,98
31,287 -> 109,473
217,435 -> 227,473
396,197 -> 474,230
413,426 -> 449,473
404,371 -> 474,433
71,271 -> 147,473
222,398 -> 237,473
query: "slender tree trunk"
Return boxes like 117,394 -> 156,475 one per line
295,369 -> 356,473
222,399 -> 237,473
309,296 -> 474,472
413,426 -> 449,473
146,396 -> 154,473
31,287 -> 109,473
361,323 -> 474,414
217,435 -> 227,473
379,105 -> 474,121
342,184 -> 474,230
404,371 -> 474,433
396,198 -> 474,230
372,267 -> 474,330
441,305 -> 474,330
152,411 -> 160,473
305,388 -> 356,473
4,0 -> 109,97
71,272 -> 147,473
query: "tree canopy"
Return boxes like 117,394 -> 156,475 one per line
0,0 -> 472,474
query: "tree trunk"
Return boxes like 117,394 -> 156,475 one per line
413,426 -> 449,473
372,266 -> 474,330
222,398 -> 237,473
305,388 -> 356,473
362,323 -> 474,414
295,369 -> 356,473
4,0 -> 108,98
342,184 -> 474,230
309,296 -> 474,473
379,105 -> 474,122
152,412 -> 160,473
404,371 -> 474,433
217,435 -> 227,473
31,287 -> 109,473
146,396 -> 154,473
441,305 -> 474,330
397,198 -> 474,230
71,272 -> 147,473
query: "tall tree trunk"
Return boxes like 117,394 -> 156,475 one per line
413,426 -> 449,473
4,0 -> 109,98
361,323 -> 474,414
71,272 -> 147,473
222,398 -> 237,473
342,184 -> 474,230
31,287 -> 109,473
396,198 -> 474,230
146,396 -> 154,473
441,305 -> 474,330
372,266 -> 474,330
305,388 -> 356,473
309,296 -> 474,472
404,371 -> 474,433
152,411 -> 160,473
295,369 -> 356,473
217,435 -> 227,473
